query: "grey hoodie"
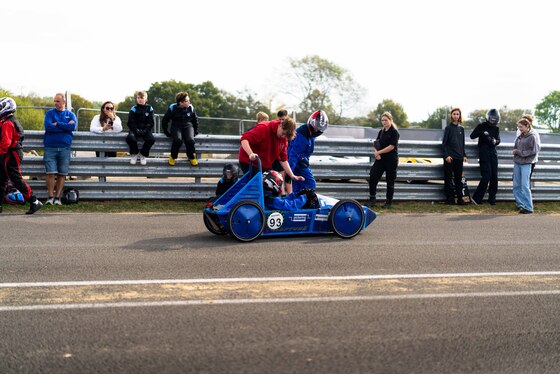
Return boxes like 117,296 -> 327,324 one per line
513,131 -> 538,165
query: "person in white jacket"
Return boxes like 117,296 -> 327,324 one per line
90,101 -> 122,157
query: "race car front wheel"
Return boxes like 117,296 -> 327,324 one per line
329,199 -> 365,239
228,200 -> 265,242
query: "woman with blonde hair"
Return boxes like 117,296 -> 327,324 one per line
368,111 -> 400,209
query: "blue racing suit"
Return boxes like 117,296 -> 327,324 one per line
265,193 -> 307,211
288,124 -> 316,194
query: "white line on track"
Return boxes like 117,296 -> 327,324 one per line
2,290 -> 560,312
2,271 -> 560,288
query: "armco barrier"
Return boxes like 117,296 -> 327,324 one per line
20,131 -> 560,201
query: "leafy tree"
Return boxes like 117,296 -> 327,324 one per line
285,55 -> 365,124
535,91 -> 560,133
367,99 -> 409,128
419,106 -> 453,129
70,93 -> 95,131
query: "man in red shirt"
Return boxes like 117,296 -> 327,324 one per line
238,117 -> 304,184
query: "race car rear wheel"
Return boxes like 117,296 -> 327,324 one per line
203,211 -> 227,235
329,199 -> 365,239
228,200 -> 265,242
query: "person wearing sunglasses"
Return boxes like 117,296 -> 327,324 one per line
90,101 -> 122,157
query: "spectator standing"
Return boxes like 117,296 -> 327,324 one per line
516,114 -> 541,182
288,110 -> 328,194
275,109 -> 289,193
90,101 -> 122,157
162,92 -> 199,166
256,112 -> 269,124
442,107 -> 468,204
513,117 -> 539,214
43,93 -> 77,205
470,109 -> 501,205
368,111 -> 400,209
0,97 -> 42,214
126,91 -> 155,166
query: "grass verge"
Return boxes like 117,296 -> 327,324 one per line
2,200 -> 560,214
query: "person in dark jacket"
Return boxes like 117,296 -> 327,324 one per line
442,107 -> 468,204
162,92 -> 199,166
470,108 -> 501,205
126,91 -> 155,166
0,97 -> 42,214
216,163 -> 239,196
368,111 -> 400,209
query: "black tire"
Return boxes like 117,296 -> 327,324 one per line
203,212 -> 226,235
328,199 -> 365,239
227,200 -> 265,242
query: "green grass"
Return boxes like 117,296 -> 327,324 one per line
2,200 -> 560,214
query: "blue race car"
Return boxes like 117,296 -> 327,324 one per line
203,160 -> 377,242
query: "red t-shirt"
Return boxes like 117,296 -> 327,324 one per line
238,120 -> 288,170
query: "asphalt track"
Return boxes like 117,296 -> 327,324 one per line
1,212 -> 560,373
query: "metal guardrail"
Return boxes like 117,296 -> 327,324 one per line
21,131 -> 560,201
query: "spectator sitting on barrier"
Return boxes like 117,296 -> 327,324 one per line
126,91 -> 155,166
43,93 -> 77,205
216,163 -> 239,196
162,92 -> 199,166
90,101 -> 122,157
263,170 -> 318,211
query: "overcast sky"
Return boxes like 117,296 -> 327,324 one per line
4,0 -> 557,122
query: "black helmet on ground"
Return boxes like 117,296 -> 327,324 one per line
61,188 -> 79,204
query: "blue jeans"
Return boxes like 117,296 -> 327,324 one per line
513,163 -> 533,211
44,146 -> 71,175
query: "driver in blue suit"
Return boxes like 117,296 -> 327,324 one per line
263,170 -> 318,210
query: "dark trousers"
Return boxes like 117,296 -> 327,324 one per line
443,158 -> 464,202
473,153 -> 498,204
0,149 -> 36,205
368,156 -> 398,202
126,132 -> 155,157
171,126 -> 196,159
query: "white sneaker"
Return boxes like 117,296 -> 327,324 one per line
54,198 -> 62,205
45,197 -> 54,205
130,154 -> 138,165
140,155 -> 147,165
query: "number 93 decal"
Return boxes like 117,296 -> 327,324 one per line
267,212 -> 284,230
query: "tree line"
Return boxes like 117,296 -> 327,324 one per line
2,55 -> 560,133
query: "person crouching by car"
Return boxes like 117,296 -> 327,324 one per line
216,163 -> 239,196
0,97 -> 43,214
